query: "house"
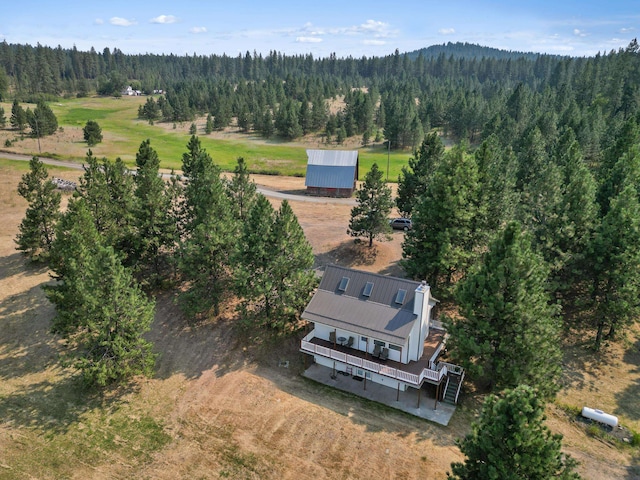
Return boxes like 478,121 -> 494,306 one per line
300,265 -> 464,409
122,86 -> 142,96
304,149 -> 358,198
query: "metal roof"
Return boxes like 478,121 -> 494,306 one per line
304,150 -> 358,189
306,149 -> 358,166
302,265 -> 422,345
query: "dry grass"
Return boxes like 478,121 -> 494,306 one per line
0,159 -> 639,479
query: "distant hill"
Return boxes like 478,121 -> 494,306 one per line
405,42 -> 562,61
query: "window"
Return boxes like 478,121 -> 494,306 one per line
395,289 -> 407,304
365,371 -> 371,379
361,336 -> 368,342
363,281 -> 374,297
356,369 -> 364,377
389,344 -> 402,352
338,276 -> 349,291
373,340 -> 385,347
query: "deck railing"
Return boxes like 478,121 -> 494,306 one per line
301,339 -> 448,387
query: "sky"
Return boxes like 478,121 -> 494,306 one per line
1,1 -> 638,58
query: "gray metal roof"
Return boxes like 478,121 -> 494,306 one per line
302,265 -> 422,345
304,150 -> 358,189
306,149 -> 358,166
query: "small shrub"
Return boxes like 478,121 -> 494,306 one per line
4,139 -> 12,147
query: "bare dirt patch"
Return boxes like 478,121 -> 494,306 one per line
0,161 -> 638,479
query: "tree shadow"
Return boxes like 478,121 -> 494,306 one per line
148,292 -> 233,381
557,329 -> 616,394
614,337 -> 640,421
0,375 -> 135,435
0,284 -> 58,380
0,252 -> 49,281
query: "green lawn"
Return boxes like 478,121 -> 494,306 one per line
8,97 -> 412,180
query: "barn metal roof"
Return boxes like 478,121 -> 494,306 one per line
302,265 -> 422,345
304,150 -> 358,189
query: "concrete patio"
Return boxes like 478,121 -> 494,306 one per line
302,363 -> 456,426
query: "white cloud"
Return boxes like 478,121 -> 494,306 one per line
620,27 -> 634,34
110,17 -> 137,27
151,15 -> 178,25
296,36 -> 322,43
363,39 -> 386,46
359,20 -> 387,34
94,18 -> 104,25
439,28 -> 455,35
573,29 -> 588,37
190,26 -> 207,34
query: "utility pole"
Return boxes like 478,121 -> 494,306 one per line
386,139 -> 390,182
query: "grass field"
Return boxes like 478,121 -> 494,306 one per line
0,96 -> 412,178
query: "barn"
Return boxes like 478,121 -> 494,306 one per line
304,149 -> 359,198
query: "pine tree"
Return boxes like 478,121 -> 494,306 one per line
447,222 -> 562,398
26,100 -> 58,136
234,194 -> 276,318
131,139 -> 177,279
178,137 -> 236,318
401,143 -> 480,289
226,157 -> 257,221
449,385 -> 580,480
268,200 -> 316,326
235,197 -> 315,325
348,163 -> 394,247
72,245 -> 156,387
75,151 -> 135,257
46,201 -> 155,387
0,105 -> 6,128
82,120 -> 103,146
590,184 -> 640,350
15,156 -> 61,261
396,132 -> 445,217
45,198 -> 105,335
10,100 -> 26,132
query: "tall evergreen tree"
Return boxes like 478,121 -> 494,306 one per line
590,183 -> 640,350
131,139 -> 176,279
10,99 -> 26,132
72,245 -> 156,387
26,100 -> 58,136
449,385 -> 580,480
348,163 -> 394,247
226,157 -> 257,221
75,150 -> 135,257
46,200 -> 155,387
178,137 -> 235,318
396,132 -> 445,217
15,156 -> 61,261
235,197 -> 315,325
447,222 -> 562,398
45,198 -> 105,335
402,143 -> 480,289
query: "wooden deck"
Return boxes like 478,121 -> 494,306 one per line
306,329 -> 446,378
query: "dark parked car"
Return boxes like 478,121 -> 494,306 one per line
389,218 -> 412,231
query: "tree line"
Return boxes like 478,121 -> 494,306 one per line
2,40 -> 640,153
15,139 -> 316,387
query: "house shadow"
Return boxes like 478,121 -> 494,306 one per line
0,284 -> 58,380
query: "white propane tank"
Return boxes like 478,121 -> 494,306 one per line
581,406 -> 618,427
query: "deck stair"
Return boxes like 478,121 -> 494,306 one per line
442,372 -> 463,404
